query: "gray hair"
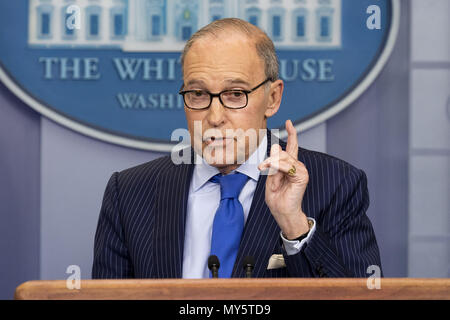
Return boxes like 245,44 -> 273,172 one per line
180,18 -> 279,81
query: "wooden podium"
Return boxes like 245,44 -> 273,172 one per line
14,278 -> 450,300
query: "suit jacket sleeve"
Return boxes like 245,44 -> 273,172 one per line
92,172 -> 134,279
283,168 -> 382,277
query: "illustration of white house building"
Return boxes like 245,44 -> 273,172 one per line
28,0 -> 341,51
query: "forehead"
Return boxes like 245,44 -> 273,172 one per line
183,33 -> 265,85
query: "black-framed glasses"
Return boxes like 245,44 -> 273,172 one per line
179,78 -> 271,110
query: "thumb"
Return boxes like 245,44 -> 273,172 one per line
267,144 -> 281,176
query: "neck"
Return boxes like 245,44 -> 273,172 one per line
217,164 -> 240,175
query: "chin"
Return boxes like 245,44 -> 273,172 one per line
202,141 -> 249,165
202,149 -> 237,166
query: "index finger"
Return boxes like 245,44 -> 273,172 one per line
285,119 -> 298,159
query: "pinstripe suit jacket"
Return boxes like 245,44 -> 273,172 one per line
92,131 -> 382,278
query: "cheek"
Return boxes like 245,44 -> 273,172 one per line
185,109 -> 202,128
235,99 -> 267,127
185,109 -> 210,142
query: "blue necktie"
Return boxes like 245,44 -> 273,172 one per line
209,172 -> 249,278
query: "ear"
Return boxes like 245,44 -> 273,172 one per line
264,79 -> 284,119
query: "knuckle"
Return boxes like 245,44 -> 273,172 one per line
297,161 -> 307,170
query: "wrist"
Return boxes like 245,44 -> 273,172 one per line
282,213 -> 311,240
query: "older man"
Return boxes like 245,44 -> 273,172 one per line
92,18 -> 382,279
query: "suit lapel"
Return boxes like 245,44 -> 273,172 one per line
152,150 -> 194,278
232,131 -> 287,277
232,174 -> 281,277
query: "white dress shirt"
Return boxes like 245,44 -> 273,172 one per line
182,133 -> 316,278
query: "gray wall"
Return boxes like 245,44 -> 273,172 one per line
0,81 -> 40,299
0,0 -> 448,299
408,0 -> 450,277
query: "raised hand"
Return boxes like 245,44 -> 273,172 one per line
258,120 -> 310,240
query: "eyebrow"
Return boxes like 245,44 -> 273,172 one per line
184,79 -> 206,88
224,78 -> 251,87
183,78 -> 251,90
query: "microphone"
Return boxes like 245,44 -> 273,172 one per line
208,255 -> 220,278
242,256 -> 255,278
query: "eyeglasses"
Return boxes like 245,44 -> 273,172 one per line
179,78 -> 271,110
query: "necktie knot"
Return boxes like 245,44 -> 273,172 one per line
210,172 -> 249,200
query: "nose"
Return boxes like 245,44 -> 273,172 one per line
206,95 -> 226,127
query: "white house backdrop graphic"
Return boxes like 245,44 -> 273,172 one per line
28,0 -> 342,51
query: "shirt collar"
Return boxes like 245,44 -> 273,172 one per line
191,133 -> 268,192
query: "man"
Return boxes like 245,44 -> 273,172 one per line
92,18 -> 382,279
